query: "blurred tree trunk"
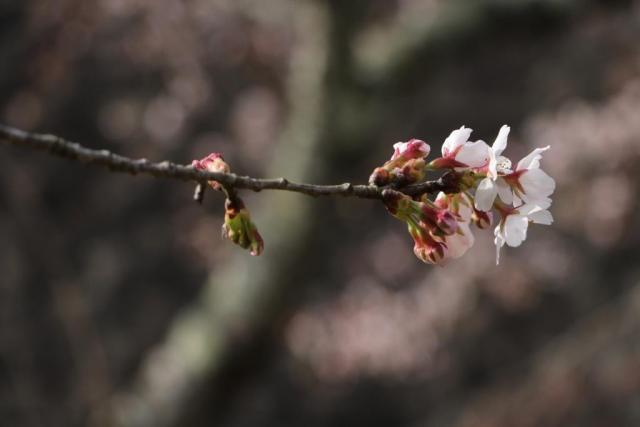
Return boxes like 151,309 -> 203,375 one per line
109,1 -> 370,426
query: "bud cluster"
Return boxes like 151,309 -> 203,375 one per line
382,189 -> 460,264
369,139 -> 430,187
371,125 -> 556,265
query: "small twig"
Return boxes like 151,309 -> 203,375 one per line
0,123 -> 450,199
193,183 -> 206,204
220,184 -> 242,207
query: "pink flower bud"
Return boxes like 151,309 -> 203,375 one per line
420,203 -> 458,236
414,241 -> 447,265
391,139 -> 430,161
409,224 -> 448,265
192,152 -> 231,190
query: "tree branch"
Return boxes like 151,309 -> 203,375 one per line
0,123 -> 450,199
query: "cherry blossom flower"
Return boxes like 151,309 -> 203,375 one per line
493,202 -> 553,264
504,146 -> 556,208
430,126 -> 492,170
474,127 -> 556,211
474,125 -> 513,211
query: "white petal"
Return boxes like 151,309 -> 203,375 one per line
442,126 -> 472,157
520,168 -> 556,202
494,227 -> 505,265
496,178 -> 513,205
492,125 -> 510,157
528,209 -> 553,225
457,196 -> 474,221
513,194 -> 522,207
516,146 -> 550,170
520,194 -> 552,210
517,203 -> 539,215
514,181 -> 552,209
447,223 -> 475,259
487,145 -> 497,179
518,202 -> 554,217
456,140 -> 491,168
474,178 -> 498,211
504,215 -> 529,247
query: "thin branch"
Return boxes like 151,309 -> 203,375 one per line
0,123 -> 450,199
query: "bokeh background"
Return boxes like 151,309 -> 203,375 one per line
2,0 -> 640,426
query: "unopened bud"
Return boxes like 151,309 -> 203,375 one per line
192,152 -> 231,191
413,236 -> 447,265
369,167 -> 390,186
392,139 -> 430,161
398,158 -> 426,185
222,198 -> 264,256
420,203 -> 458,236
381,189 -> 408,216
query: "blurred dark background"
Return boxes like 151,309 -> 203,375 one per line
2,1 -> 640,426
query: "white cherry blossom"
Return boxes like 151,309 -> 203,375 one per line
455,140 -> 492,169
436,126 -> 491,170
474,125 -> 512,211
494,203 -> 553,264
474,127 -> 555,212
509,146 -> 556,208
441,126 -> 473,158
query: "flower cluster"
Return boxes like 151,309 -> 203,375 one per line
193,153 -> 264,256
372,126 -> 555,265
